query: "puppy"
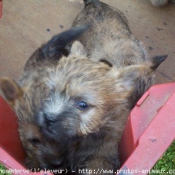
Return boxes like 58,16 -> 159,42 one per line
72,0 -> 167,107
0,0 -> 167,174
0,42 -> 158,174
0,26 -> 88,173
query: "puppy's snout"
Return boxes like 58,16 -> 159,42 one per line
43,113 -> 56,127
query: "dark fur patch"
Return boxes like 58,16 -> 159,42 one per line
100,59 -> 113,67
42,24 -> 90,59
150,55 -> 168,70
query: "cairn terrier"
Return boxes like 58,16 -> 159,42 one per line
0,0 -> 167,174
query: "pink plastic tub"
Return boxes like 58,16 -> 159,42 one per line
0,83 -> 175,175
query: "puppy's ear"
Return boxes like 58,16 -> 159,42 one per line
25,25 -> 90,71
70,41 -> 87,57
41,24 -> 90,59
150,55 -> 167,70
0,77 -> 23,105
111,65 -> 154,109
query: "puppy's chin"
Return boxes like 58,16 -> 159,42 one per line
39,163 -> 64,172
39,126 -> 60,141
42,126 -> 55,139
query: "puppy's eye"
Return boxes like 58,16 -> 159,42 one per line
28,138 -> 41,147
77,101 -> 89,110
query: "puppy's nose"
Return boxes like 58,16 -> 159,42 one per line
43,113 -> 56,126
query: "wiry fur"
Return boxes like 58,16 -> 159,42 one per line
0,0 -> 167,174
71,0 -> 167,74
72,1 -> 148,67
71,0 -> 167,106
5,51 -> 155,173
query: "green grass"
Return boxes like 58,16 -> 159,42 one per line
150,140 -> 175,175
0,164 -> 12,175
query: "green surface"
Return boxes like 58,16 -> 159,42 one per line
150,140 -> 175,175
0,164 -> 11,175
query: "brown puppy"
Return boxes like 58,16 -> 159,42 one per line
72,0 -> 166,70
0,44 -> 157,174
0,26 -> 89,172
71,0 -> 167,109
0,0 -> 167,174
